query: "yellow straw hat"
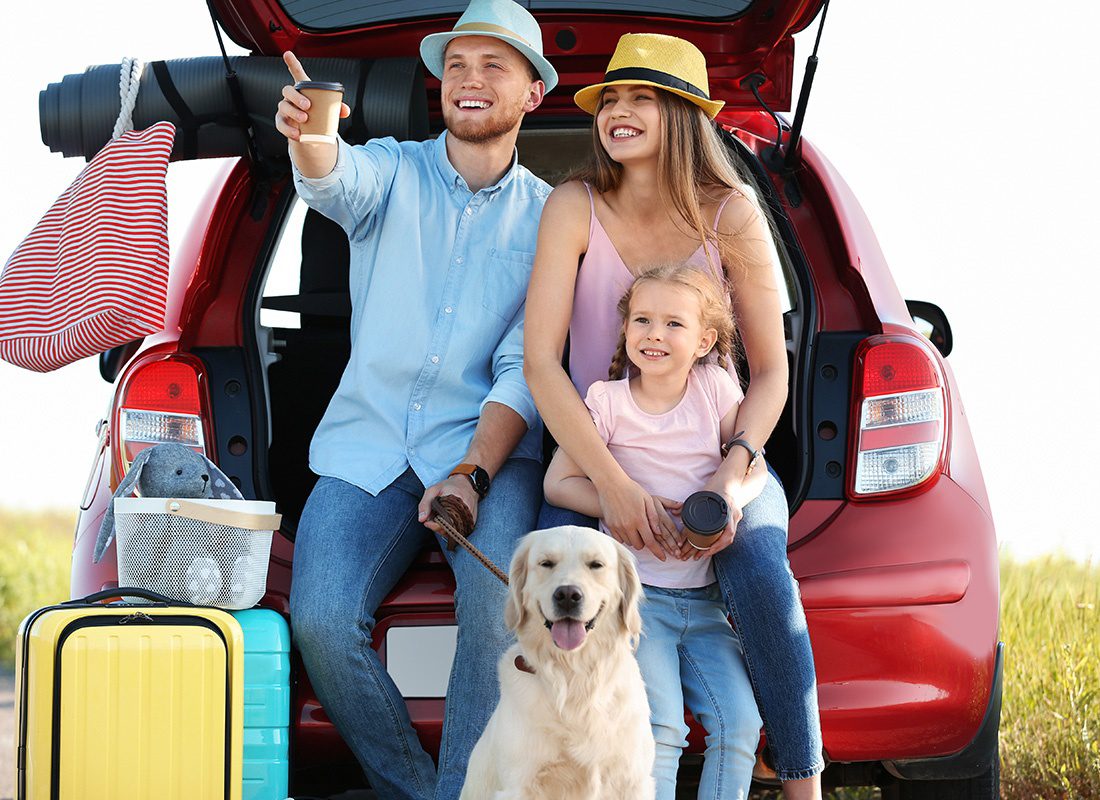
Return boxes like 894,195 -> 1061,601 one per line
574,33 -> 725,119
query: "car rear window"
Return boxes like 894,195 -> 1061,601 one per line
281,1 -> 753,30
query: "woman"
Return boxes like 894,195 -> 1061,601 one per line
524,33 -> 824,797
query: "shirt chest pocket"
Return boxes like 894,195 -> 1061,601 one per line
481,249 -> 535,321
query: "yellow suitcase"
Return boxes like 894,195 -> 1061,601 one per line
15,588 -> 244,800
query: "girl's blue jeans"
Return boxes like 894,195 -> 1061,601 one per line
637,583 -> 761,800
538,468 -> 824,781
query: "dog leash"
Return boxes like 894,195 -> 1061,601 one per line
430,495 -> 509,586
431,496 -> 531,673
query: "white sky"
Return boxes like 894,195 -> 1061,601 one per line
1,1 -> 1097,562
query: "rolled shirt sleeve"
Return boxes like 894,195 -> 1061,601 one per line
481,307 -> 539,429
291,136 -> 401,241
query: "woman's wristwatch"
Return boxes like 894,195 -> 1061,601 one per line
721,430 -> 764,476
450,463 -> 491,499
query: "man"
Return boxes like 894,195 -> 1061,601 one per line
274,1 -> 558,797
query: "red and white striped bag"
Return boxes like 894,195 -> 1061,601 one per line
0,121 -> 175,372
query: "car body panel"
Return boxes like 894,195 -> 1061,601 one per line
799,140 -> 914,327
793,475 -> 998,760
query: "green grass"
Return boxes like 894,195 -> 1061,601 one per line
1000,556 -> 1099,799
0,509 -> 73,668
0,511 -> 1097,796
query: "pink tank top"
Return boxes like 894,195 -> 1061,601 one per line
568,182 -> 740,396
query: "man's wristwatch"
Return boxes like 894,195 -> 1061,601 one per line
721,430 -> 764,476
450,463 -> 491,499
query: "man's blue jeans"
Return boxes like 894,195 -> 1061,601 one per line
290,459 -> 542,800
538,468 -> 824,781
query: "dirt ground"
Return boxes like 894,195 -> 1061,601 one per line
1,669 -> 13,800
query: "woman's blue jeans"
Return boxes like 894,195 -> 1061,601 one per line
538,468 -> 824,781
291,460 -> 542,800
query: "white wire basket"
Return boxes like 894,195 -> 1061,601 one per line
113,497 -> 282,610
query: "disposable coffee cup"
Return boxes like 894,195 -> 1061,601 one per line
294,81 -> 345,144
681,491 -> 730,550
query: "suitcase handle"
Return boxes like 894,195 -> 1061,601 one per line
63,587 -> 194,606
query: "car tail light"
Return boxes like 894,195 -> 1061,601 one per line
111,355 -> 211,482
849,336 -> 947,498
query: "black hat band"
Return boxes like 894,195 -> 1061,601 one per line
602,67 -> 710,102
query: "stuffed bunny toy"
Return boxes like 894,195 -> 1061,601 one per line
93,442 -> 243,563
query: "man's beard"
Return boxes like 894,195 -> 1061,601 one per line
444,100 -> 525,144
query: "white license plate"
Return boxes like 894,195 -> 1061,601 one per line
385,625 -> 458,698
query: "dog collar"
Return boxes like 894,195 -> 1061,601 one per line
514,655 -> 536,675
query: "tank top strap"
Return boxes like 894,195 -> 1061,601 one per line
699,188 -> 745,281
582,181 -> 597,246
712,188 -> 743,233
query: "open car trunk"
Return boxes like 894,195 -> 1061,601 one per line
253,124 -> 810,533
211,0 -> 825,115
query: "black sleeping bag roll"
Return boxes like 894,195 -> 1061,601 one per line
40,56 -> 429,161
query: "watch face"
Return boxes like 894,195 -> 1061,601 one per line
454,464 -> 490,498
471,467 -> 490,498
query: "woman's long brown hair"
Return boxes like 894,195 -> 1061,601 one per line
570,89 -> 770,279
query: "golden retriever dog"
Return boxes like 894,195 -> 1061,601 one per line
460,526 -> 655,800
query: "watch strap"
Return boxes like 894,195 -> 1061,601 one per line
721,431 -> 764,474
450,463 -> 490,498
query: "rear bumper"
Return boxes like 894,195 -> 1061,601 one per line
883,641 -> 1003,780
790,476 -> 999,763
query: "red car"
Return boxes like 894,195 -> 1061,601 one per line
61,1 -> 1000,797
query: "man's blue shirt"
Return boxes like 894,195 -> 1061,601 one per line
292,131 -> 549,495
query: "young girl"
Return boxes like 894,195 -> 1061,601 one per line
544,263 -> 769,799
526,32 -> 823,798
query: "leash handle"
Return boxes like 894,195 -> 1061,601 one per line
430,496 -> 509,586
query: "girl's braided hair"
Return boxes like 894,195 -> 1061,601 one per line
608,263 -> 738,381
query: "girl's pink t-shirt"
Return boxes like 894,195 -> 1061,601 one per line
585,363 -> 744,588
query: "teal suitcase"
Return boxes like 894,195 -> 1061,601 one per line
233,609 -> 291,800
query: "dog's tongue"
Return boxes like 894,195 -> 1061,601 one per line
551,619 -> 587,650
